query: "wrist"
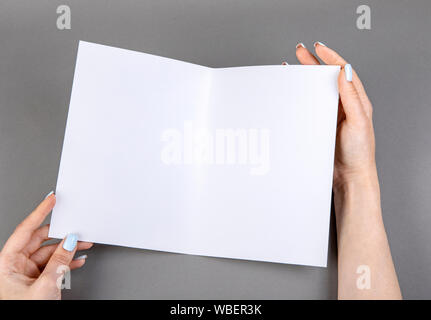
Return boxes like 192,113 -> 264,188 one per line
333,166 -> 382,222
333,165 -> 379,195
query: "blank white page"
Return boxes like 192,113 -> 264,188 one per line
49,41 -> 339,267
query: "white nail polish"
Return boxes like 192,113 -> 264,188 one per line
314,41 -> 326,47
74,254 -> 87,260
44,191 -> 54,199
345,64 -> 353,82
296,43 -> 306,49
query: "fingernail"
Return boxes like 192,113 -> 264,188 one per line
63,234 -> 78,252
296,43 -> 306,49
74,254 -> 87,260
314,41 -> 326,47
345,64 -> 353,82
44,191 -> 55,199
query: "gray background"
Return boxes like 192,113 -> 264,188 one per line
0,0 -> 430,299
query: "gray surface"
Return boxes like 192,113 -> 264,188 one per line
0,0 -> 430,299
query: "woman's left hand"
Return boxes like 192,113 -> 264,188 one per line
0,192 -> 93,299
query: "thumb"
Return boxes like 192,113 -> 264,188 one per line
338,64 -> 367,122
40,234 -> 78,282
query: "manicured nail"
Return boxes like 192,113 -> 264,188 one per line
74,254 -> 87,260
44,191 -> 54,199
63,234 -> 78,252
314,41 -> 326,47
296,43 -> 306,49
345,64 -> 353,82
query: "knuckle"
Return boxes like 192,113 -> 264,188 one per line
344,84 -> 358,96
36,229 -> 48,241
15,221 -> 27,232
329,51 -> 343,64
51,252 -> 70,266
356,116 -> 373,130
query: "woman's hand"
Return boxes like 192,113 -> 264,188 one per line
0,192 -> 93,300
295,42 -> 377,190
292,42 -> 401,299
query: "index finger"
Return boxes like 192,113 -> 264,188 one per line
2,192 -> 56,253
314,42 -> 372,116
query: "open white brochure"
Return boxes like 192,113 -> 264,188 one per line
49,41 -> 340,267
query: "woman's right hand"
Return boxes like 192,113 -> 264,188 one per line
295,42 -> 377,190
294,42 -> 401,299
